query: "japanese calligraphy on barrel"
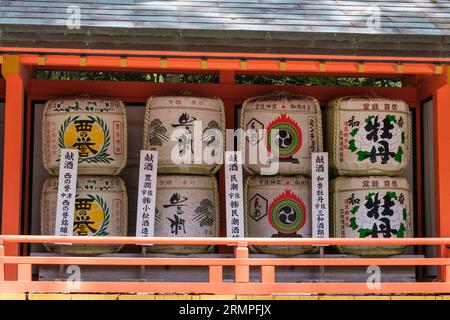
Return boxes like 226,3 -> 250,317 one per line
143,96 -> 225,175
41,176 -> 128,254
327,96 -> 411,176
245,175 -> 313,255
148,175 -> 220,254
331,176 -> 413,256
241,92 -> 323,175
42,97 -> 127,175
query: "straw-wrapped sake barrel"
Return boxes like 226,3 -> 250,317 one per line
241,92 -> 323,176
331,176 -> 413,256
42,97 -> 127,175
41,176 -> 128,255
143,96 -> 225,175
245,175 -> 313,255
148,175 -> 220,254
327,96 -> 411,176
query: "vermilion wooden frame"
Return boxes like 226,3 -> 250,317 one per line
1,236 -> 450,294
1,49 -> 449,294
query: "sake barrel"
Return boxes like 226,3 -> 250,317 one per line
148,175 -> 220,254
327,96 -> 411,176
245,175 -> 313,255
143,96 -> 225,175
331,176 -> 413,256
41,176 -> 128,255
42,97 -> 127,175
241,92 -> 323,176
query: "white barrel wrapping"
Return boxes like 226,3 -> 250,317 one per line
241,92 -> 323,176
41,176 -> 128,255
331,176 -> 413,256
148,175 -> 220,254
245,175 -> 313,255
42,97 -> 127,175
143,96 -> 225,175
327,96 -> 411,176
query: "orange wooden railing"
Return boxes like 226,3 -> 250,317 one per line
1,236 -> 450,295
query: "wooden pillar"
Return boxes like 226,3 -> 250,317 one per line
434,84 -> 450,281
417,65 -> 450,281
1,55 -> 28,280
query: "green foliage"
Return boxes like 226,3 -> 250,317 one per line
37,70 -> 218,83
37,70 -> 402,87
235,75 -> 401,87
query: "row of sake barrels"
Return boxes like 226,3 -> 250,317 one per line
241,93 -> 411,176
245,175 -> 413,256
41,175 -> 219,255
42,94 -> 410,177
41,174 -> 412,255
42,95 -> 225,176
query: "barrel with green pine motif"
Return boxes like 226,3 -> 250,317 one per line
41,175 -> 128,255
42,97 -> 127,175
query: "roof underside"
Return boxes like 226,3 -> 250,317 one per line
1,0 -> 450,57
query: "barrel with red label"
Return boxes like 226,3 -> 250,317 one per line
241,92 -> 323,176
245,175 -> 313,255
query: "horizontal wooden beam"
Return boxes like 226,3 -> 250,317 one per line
2,47 -> 450,63
2,236 -> 449,246
2,256 -> 450,267
17,54 -> 441,75
1,281 -> 449,295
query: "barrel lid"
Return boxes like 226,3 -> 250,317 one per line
44,176 -> 125,192
157,175 -> 216,190
242,92 -> 320,114
246,175 -> 310,189
147,96 -> 223,111
332,176 -> 410,191
329,96 -> 409,113
44,97 -> 126,115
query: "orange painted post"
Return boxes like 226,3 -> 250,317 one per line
440,245 -> 450,283
260,266 -> 275,283
1,55 -> 28,281
209,266 -> 223,283
413,101 -> 424,280
17,264 -> 32,282
0,241 -> 4,281
434,83 -> 450,281
234,242 -> 249,283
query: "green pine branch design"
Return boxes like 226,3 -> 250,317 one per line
86,194 -> 110,237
